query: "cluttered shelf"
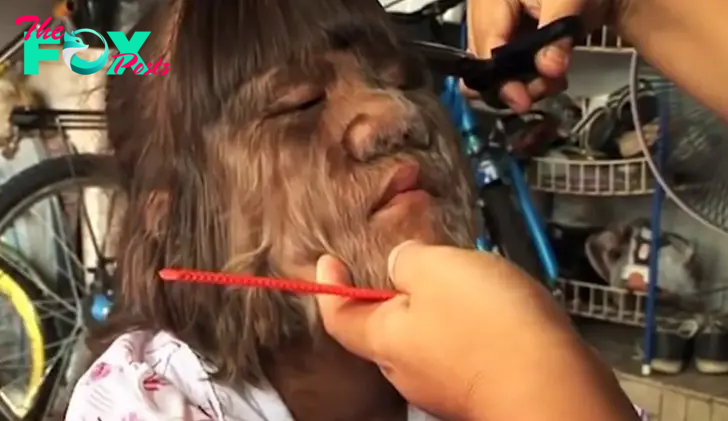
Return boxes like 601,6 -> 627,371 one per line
527,156 -> 654,196
556,278 -> 692,327
574,25 -> 634,53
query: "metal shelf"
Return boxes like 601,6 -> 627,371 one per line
574,25 -> 634,53
527,155 -> 654,196
555,279 -> 686,327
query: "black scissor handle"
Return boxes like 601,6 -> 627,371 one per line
466,15 -> 583,108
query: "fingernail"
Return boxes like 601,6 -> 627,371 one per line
504,97 -> 525,113
540,46 -> 567,69
387,240 -> 422,279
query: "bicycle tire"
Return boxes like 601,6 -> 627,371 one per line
0,153 -> 119,421
0,246 -> 56,421
480,182 -> 548,284
0,154 -> 120,231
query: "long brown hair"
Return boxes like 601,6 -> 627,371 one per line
101,0 -> 474,386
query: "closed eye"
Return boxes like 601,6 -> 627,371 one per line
267,86 -> 326,117
290,95 -> 324,112
267,95 -> 325,117
397,79 -> 423,91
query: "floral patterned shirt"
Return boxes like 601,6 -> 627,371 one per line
64,330 -> 649,421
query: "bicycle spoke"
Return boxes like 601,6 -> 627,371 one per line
0,335 -> 79,367
0,154 -> 118,418
34,302 -> 78,327
0,368 -> 29,390
0,328 -> 81,415
6,187 -> 117,301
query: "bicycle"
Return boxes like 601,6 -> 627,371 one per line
0,123 -> 116,421
395,6 -> 580,285
0,242 -> 52,421
0,2 -> 580,419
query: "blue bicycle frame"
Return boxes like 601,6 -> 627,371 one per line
437,22 -> 559,285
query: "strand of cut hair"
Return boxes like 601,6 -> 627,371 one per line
159,268 -> 396,301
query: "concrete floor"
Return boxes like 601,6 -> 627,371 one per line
581,320 -> 728,420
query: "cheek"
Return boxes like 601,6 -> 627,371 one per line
267,135 -> 359,253
285,112 -> 323,142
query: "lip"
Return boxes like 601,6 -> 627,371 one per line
370,163 -> 424,215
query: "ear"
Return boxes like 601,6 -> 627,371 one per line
145,190 -> 169,237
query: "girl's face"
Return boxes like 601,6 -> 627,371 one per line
230,49 -> 475,289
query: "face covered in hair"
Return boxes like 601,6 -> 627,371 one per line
241,47 -> 476,289
106,0 -> 477,384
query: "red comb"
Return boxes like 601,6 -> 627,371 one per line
158,268 -> 397,301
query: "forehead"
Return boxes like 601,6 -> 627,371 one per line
266,47 -> 411,85
163,0 -> 412,121
219,7 -> 405,78
267,20 -> 411,78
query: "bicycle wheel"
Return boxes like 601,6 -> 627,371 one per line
0,153 -> 120,420
480,182 -> 547,282
0,243 -> 56,420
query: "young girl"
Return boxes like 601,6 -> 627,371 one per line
67,0 -> 473,419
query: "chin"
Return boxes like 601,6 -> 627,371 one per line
372,210 -> 440,244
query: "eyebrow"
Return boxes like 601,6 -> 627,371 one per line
268,60 -> 332,92
260,33 -> 418,107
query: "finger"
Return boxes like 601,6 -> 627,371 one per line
387,240 -> 423,290
467,0 -> 520,57
523,76 -> 569,102
501,70 -> 567,112
387,241 -> 460,293
537,0 -> 586,26
459,79 -> 480,100
315,255 -> 396,360
388,242 -> 510,294
536,39 -> 573,79
460,77 -> 531,113
466,1 -> 525,111
460,80 -> 531,114
500,81 -> 532,113
535,0 -> 584,78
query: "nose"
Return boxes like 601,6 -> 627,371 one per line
342,90 -> 430,161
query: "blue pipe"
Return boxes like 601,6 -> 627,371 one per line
446,76 -> 492,250
642,91 -> 669,374
507,158 -> 559,284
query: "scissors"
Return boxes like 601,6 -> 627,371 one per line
410,15 -> 584,109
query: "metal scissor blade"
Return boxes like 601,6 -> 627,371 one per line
410,40 -> 495,80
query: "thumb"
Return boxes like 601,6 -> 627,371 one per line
535,0 -> 584,78
314,255 -> 393,360
466,0 -> 519,57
